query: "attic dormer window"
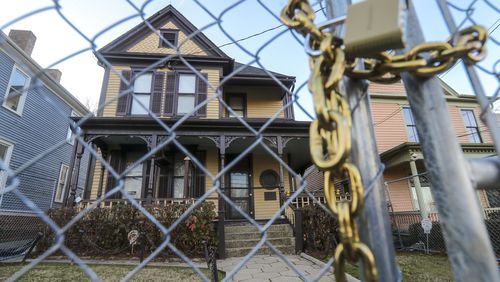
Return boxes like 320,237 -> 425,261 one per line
160,30 -> 178,48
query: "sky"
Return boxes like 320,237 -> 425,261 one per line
0,0 -> 498,120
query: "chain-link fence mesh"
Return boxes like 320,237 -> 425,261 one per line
386,174 -> 500,256
0,0 -> 498,281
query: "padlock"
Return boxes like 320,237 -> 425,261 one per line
344,0 -> 407,58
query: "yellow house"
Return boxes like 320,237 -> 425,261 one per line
68,5 -> 310,257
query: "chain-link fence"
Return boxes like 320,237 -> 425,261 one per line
0,0 -> 499,281
386,174 -> 500,256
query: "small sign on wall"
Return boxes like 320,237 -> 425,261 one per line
264,192 -> 277,201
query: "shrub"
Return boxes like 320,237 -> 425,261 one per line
408,221 -> 445,252
37,202 -> 217,258
301,205 -> 338,256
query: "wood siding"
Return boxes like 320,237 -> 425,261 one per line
224,86 -> 285,119
384,166 -> 415,212
252,153 -> 281,220
371,102 -> 408,153
127,21 -> 208,55
0,49 -> 89,211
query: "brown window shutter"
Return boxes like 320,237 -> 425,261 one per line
196,73 -> 208,116
151,72 -> 164,114
164,72 -> 176,116
116,70 -> 132,116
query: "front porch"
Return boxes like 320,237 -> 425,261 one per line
68,118 -> 311,221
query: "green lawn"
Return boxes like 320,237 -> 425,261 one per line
0,263 -> 224,281
342,252 -> 454,281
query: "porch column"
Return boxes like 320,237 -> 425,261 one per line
409,155 -> 428,218
67,142 -> 84,206
277,136 -> 286,203
218,135 -> 226,259
146,134 -> 157,204
64,139 -> 79,207
96,150 -> 108,199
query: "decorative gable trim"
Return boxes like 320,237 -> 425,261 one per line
98,5 -> 228,58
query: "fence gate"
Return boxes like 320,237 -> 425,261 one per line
0,0 -> 499,281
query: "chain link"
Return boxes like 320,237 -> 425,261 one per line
282,1 -> 377,281
281,1 -> 487,281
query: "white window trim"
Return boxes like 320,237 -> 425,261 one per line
459,107 -> 482,143
54,163 -> 70,203
2,65 -> 30,116
66,110 -> 77,145
0,139 -> 14,208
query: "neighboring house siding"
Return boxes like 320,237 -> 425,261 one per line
0,49 -> 86,212
371,102 -> 407,153
384,166 -> 415,212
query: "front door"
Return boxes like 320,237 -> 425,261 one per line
226,155 -> 253,219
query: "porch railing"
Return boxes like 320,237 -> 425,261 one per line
77,198 -> 197,209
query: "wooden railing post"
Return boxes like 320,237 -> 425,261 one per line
294,209 -> 303,254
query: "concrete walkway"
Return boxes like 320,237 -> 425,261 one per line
217,254 -> 357,282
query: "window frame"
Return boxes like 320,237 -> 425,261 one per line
2,65 -> 30,116
224,93 -> 247,118
54,163 -> 70,203
66,110 -> 77,145
174,72 -> 198,116
0,139 -> 14,208
130,71 -> 154,116
402,106 -> 419,142
460,108 -> 483,143
159,29 -> 179,48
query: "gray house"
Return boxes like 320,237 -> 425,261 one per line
0,30 -> 89,218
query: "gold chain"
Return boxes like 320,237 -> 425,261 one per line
281,1 -> 487,281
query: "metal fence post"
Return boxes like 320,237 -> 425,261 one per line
325,1 -> 400,281
398,4 -> 499,281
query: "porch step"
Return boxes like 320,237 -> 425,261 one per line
225,231 -> 292,241
224,223 -> 293,234
224,223 -> 295,257
225,245 -> 295,257
226,237 -> 294,249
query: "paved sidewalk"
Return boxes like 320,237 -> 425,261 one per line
218,254 -> 356,282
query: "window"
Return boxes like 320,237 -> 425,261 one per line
460,109 -> 482,143
130,73 -> 153,115
2,66 -> 30,115
225,94 -> 246,118
402,107 -> 419,142
176,74 -> 196,115
0,140 -> 14,193
160,31 -> 178,48
54,164 -> 69,203
66,110 -> 77,145
123,151 -> 144,199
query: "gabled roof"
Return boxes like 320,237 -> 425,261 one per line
98,5 -> 228,58
233,62 -> 294,80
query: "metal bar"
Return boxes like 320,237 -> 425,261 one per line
436,0 -> 500,153
344,78 -> 400,281
217,135 -> 226,259
468,157 -> 500,190
294,209 -> 304,254
326,0 -> 400,281
399,4 -> 499,281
